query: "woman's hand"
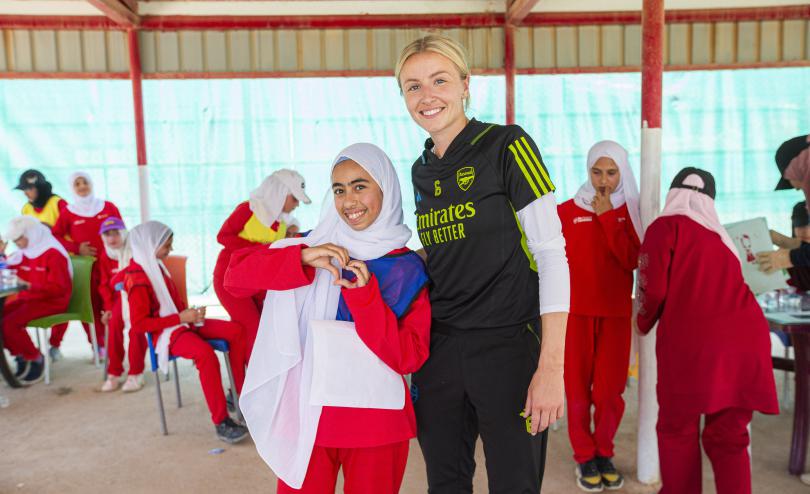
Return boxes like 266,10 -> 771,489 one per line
756,249 -> 793,274
0,239 -> 7,255
770,229 -> 801,250
524,366 -> 565,435
591,189 -> 613,216
301,243 -> 350,284
339,260 -> 371,289
78,241 -> 97,257
179,308 -> 201,324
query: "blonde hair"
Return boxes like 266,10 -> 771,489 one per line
395,34 -> 471,107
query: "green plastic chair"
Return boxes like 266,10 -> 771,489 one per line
27,255 -> 97,385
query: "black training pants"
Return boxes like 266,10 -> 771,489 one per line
412,322 -> 549,494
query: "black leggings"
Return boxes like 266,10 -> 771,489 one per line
412,322 -> 549,494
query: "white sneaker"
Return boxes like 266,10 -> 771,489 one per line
100,377 -> 121,392
122,374 -> 144,393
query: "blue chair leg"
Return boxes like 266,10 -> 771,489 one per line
223,351 -> 242,422
154,369 -> 168,435
173,360 -> 182,408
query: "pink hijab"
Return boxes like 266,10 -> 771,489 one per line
659,172 -> 739,260
784,147 -> 810,205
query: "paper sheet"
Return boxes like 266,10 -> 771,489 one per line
723,217 -> 789,294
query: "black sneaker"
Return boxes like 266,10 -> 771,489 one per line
595,456 -> 624,490
576,459 -> 604,492
14,356 -> 29,378
21,356 -> 45,385
215,417 -> 248,444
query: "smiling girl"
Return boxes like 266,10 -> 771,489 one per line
225,143 -> 430,493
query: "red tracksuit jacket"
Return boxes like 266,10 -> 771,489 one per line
213,202 -> 283,285
558,201 -> 640,317
9,249 -> 72,306
224,244 -> 431,448
52,202 -> 122,256
123,262 -> 186,337
97,249 -> 125,312
637,215 -> 778,416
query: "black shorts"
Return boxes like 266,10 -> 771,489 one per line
412,321 -> 548,494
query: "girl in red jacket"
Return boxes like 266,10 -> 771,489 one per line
1,216 -> 73,385
124,221 -> 249,443
225,143 -> 430,493
637,167 -> 778,494
97,217 -> 148,393
557,140 -> 642,491
213,169 -> 311,358
50,172 -> 122,360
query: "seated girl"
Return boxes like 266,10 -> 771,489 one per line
1,216 -> 72,384
124,221 -> 249,443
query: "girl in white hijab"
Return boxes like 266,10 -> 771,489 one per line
557,140 -> 642,491
50,171 -> 123,360
230,143 -> 431,493
214,169 -> 312,360
1,216 -> 73,384
123,221 -> 250,443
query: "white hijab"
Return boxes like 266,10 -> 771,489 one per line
574,140 -> 643,240
239,143 -> 411,489
5,216 -> 72,276
659,173 -> 739,260
128,221 -> 182,374
67,172 -> 106,218
249,171 -> 294,227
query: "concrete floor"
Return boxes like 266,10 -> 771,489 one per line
1,320 -> 808,494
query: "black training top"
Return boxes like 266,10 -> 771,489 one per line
411,118 -> 556,330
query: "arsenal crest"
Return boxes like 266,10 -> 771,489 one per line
457,166 -> 475,191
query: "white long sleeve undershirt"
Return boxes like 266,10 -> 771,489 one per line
516,193 -> 571,315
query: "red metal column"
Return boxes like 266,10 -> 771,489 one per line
127,28 -> 150,221
641,0 -> 664,129
504,23 -> 516,125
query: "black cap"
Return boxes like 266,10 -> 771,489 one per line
670,166 -> 717,199
793,201 -> 810,228
775,135 -> 810,191
13,169 -> 47,190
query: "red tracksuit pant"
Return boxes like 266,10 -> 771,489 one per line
106,299 -> 147,377
214,273 -> 261,359
657,407 -> 753,494
3,299 -> 66,361
277,441 -> 409,494
564,314 -> 631,464
168,319 -> 246,425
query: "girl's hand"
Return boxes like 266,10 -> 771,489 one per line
0,239 -> 7,254
301,244 -> 350,284
591,188 -> 613,216
78,241 -> 97,257
770,229 -> 801,250
179,308 -> 200,324
338,260 -> 370,289
101,310 -> 112,326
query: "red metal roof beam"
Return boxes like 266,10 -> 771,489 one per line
506,0 -> 540,25
86,0 -> 140,28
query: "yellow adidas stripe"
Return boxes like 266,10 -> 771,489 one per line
508,144 -> 542,198
514,139 -> 550,195
520,136 -> 555,192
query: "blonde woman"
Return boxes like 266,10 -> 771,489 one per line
396,34 -> 570,493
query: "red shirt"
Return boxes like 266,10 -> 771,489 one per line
225,244 -> 431,448
52,201 -> 122,255
8,249 -> 72,307
213,202 -> 281,282
558,200 -> 640,318
123,261 -> 185,339
637,215 -> 778,416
